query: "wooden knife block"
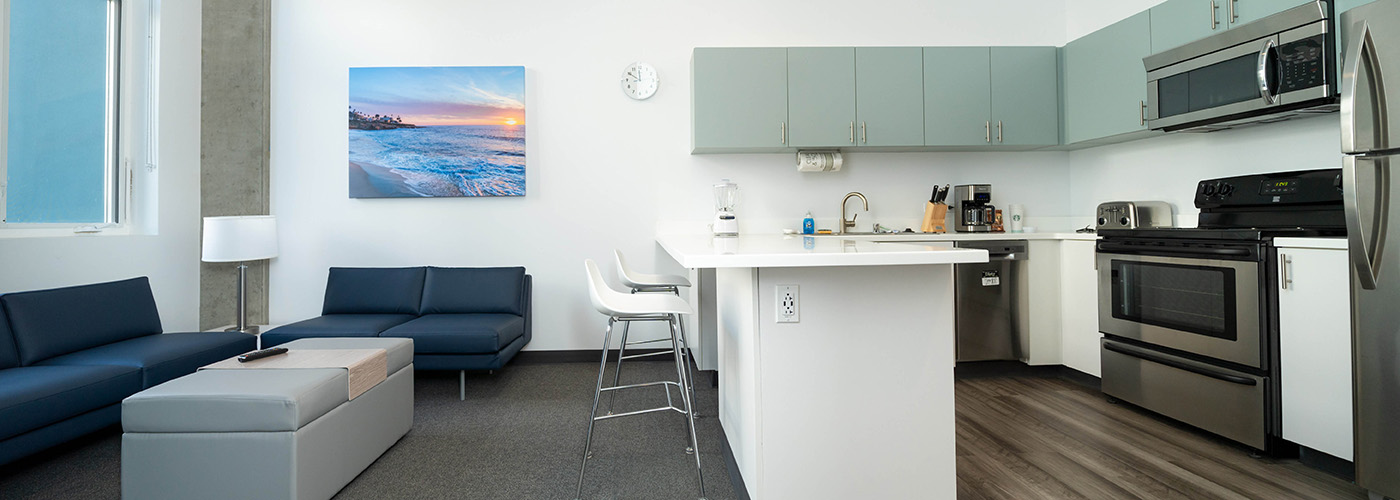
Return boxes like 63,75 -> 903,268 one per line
921,202 -> 948,233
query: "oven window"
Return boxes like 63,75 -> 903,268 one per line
1110,261 -> 1237,341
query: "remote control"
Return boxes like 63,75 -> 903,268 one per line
237,347 -> 289,363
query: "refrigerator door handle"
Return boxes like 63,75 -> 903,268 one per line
1342,23 -> 1384,153
1345,155 -> 1389,290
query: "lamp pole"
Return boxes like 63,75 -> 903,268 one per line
225,261 -> 255,334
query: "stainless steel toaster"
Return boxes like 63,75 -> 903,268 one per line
1096,201 -> 1173,230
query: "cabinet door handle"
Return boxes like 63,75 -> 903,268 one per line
997,120 -> 1003,143
1210,0 -> 1220,30
1230,0 -> 1238,22
860,121 -> 867,144
1141,101 -> 1147,125
1281,253 -> 1293,289
781,122 -> 786,145
985,121 -> 991,143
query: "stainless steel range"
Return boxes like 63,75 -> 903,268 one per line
1096,168 -> 1344,454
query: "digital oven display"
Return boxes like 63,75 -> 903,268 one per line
1260,179 -> 1300,195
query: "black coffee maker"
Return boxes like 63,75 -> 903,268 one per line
952,184 -> 994,233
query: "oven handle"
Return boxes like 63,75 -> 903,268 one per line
1104,341 -> 1258,386
1096,243 -> 1252,257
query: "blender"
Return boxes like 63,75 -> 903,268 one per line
712,179 -> 740,237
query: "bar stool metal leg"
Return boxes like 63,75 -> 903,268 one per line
576,318 -> 616,499
606,321 -> 631,415
677,319 -> 699,414
670,313 -> 706,498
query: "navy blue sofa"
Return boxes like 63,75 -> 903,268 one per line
262,266 -> 531,373
0,277 -> 256,466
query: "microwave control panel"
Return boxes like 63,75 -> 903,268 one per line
1278,34 -> 1327,94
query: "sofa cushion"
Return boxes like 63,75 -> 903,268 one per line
37,332 -> 256,388
322,267 -> 426,315
420,267 -> 526,315
123,368 -> 347,433
0,302 -> 18,369
0,364 -> 142,441
2,277 -> 163,365
260,314 -> 417,349
379,314 -> 525,354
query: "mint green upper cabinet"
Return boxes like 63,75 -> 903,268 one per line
990,47 -> 1059,147
692,48 -> 789,153
787,48 -> 856,148
1063,11 -> 1153,144
855,47 -> 924,147
1229,0 -> 1309,27
1150,0 -> 1224,53
924,47 -> 992,146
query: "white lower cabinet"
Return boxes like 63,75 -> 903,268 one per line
1277,241 -> 1353,461
1059,240 -> 1101,377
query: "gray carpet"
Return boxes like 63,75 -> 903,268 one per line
0,360 -> 736,500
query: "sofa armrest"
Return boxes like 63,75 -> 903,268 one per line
520,274 -> 532,344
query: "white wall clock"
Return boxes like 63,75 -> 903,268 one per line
621,62 -> 659,100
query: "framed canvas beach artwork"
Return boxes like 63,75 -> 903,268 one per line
348,66 -> 525,198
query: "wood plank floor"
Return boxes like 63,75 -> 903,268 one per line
955,374 -> 1368,500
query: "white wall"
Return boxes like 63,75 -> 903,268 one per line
0,1 -> 203,331
1068,116 -> 1344,225
1065,0 -> 1165,41
269,0 -> 1081,350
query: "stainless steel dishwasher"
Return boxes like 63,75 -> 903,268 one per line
954,240 -> 1028,362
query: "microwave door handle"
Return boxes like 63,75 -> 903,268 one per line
1342,24 -> 1383,153
1257,38 -> 1278,104
1344,155 -> 1389,290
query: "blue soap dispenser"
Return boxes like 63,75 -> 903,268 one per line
802,212 -> 815,234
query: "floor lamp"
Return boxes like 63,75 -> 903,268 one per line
202,215 -> 278,334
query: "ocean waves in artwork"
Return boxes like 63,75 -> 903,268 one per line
349,125 -> 525,198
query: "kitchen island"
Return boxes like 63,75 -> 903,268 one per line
657,234 -> 987,500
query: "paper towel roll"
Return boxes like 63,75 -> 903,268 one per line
796,151 -> 842,172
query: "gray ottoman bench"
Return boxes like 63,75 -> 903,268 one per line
121,338 -> 414,500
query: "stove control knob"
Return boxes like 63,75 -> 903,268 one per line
1119,216 -> 1131,226
1097,217 -> 1108,226
1203,183 -> 1218,196
1219,183 -> 1235,196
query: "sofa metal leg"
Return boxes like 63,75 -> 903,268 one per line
460,371 -> 466,401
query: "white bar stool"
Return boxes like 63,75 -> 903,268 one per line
577,259 -> 705,500
610,250 -> 698,416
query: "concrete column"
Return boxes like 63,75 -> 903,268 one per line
199,0 -> 271,330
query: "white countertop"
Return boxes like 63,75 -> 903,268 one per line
656,234 -> 991,268
1274,237 -> 1348,250
802,231 -> 1099,242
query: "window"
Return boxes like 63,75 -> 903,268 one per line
1,0 -> 121,224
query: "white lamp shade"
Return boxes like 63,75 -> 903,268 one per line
202,215 -> 279,262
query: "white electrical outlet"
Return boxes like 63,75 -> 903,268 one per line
775,285 -> 799,323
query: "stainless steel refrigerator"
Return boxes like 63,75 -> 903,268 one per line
1342,1 -> 1400,498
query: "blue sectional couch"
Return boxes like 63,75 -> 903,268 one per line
262,266 -> 531,373
0,277 -> 256,466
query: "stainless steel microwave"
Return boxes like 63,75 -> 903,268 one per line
1144,1 -> 1338,133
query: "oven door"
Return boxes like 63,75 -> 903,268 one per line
1097,250 -> 1262,368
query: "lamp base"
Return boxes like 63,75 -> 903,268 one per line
225,325 -> 261,335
